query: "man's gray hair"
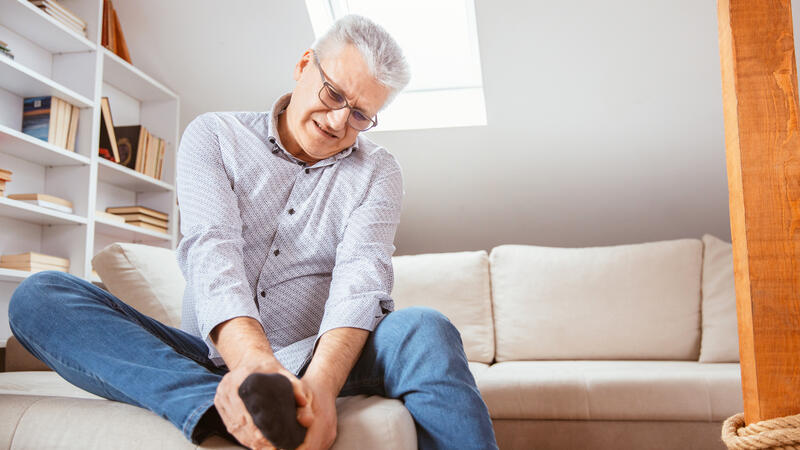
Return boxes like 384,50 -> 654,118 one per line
312,14 -> 411,107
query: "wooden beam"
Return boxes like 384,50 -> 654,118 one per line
717,0 -> 800,425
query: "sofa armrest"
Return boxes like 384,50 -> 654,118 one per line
5,336 -> 51,372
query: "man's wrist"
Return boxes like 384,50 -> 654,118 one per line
302,369 -> 340,398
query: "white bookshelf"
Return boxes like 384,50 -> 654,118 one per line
0,0 -> 180,346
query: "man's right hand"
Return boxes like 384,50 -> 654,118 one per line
214,357 -> 310,450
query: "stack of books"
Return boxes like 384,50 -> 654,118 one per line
0,252 -> 70,274
30,0 -> 87,37
98,97 -> 167,180
0,169 -> 11,196
22,96 -> 80,151
106,206 -> 169,233
8,193 -> 74,214
0,39 -> 13,60
115,125 -> 167,180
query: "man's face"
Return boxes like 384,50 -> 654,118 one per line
285,44 -> 391,161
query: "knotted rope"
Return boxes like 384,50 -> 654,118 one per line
722,412 -> 800,449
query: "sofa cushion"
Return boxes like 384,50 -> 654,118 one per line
92,243 -> 185,327
489,240 -> 703,361
0,372 -> 416,449
392,251 -> 494,363
699,235 -> 739,363
474,361 -> 742,421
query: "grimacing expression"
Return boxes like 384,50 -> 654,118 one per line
286,44 -> 391,161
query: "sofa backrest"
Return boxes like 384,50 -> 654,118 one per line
391,251 -> 494,364
489,239 -> 704,362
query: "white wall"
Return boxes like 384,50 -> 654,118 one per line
114,0 -> 737,255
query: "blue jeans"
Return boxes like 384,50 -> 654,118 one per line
8,271 -> 497,449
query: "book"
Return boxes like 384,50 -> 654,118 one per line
0,168 -> 12,181
60,99 -> 72,148
135,128 -> 149,173
128,221 -> 168,233
99,97 -> 120,162
146,135 -> 159,177
156,139 -> 166,179
22,96 -> 57,143
106,205 -> 168,220
8,193 -> 74,214
52,97 -> 65,148
1,251 -> 70,267
115,213 -> 168,227
96,210 -> 125,223
66,104 -> 79,151
1,262 -> 69,273
112,6 -> 131,63
37,5 -> 86,35
115,125 -> 144,170
31,1 -> 88,29
0,262 -> 69,273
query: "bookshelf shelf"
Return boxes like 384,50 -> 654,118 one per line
0,56 -> 94,108
0,0 -> 96,53
0,268 -> 31,283
95,217 -> 171,241
103,49 -> 177,101
0,124 -> 90,166
0,196 -> 87,225
97,158 -> 174,192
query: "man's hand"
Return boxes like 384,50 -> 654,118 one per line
296,377 -> 338,450
215,357 -> 310,449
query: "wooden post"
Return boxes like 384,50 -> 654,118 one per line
717,0 -> 800,425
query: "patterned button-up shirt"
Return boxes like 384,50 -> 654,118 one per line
175,94 -> 403,374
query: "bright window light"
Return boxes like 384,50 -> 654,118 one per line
305,0 -> 487,131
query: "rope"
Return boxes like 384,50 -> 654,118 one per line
722,412 -> 800,449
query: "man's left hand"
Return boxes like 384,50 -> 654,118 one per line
296,377 -> 338,450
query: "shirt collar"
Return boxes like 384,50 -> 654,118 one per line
266,93 -> 358,167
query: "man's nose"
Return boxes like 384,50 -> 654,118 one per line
327,108 -> 350,131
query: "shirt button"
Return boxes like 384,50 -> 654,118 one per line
273,249 -> 280,256
288,208 -> 295,215
260,290 -> 266,297
305,168 -> 310,174
268,137 -> 276,144
298,161 -> 306,166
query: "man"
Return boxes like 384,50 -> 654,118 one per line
8,14 -> 497,450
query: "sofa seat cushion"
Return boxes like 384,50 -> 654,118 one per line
475,361 -> 742,421
489,240 -> 703,361
0,372 -> 416,449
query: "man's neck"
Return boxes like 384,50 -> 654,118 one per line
276,107 -> 318,165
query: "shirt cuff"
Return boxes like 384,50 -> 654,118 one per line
197,298 -> 261,363
316,293 -> 394,341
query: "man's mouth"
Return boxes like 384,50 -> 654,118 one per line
314,120 -> 338,139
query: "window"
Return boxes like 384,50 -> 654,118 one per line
305,0 -> 487,131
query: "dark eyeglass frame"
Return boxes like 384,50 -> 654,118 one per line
312,52 -> 378,132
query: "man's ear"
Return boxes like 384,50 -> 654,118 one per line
293,49 -> 314,82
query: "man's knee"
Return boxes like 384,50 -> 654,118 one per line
9,270 -> 74,329
385,306 -> 462,346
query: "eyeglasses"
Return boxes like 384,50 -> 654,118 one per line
312,52 -> 378,131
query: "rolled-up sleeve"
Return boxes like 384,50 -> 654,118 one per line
175,113 -> 261,357
316,163 -> 404,340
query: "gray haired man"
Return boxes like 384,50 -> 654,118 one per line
8,14 -> 497,450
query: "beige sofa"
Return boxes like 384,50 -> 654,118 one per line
0,235 -> 742,449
